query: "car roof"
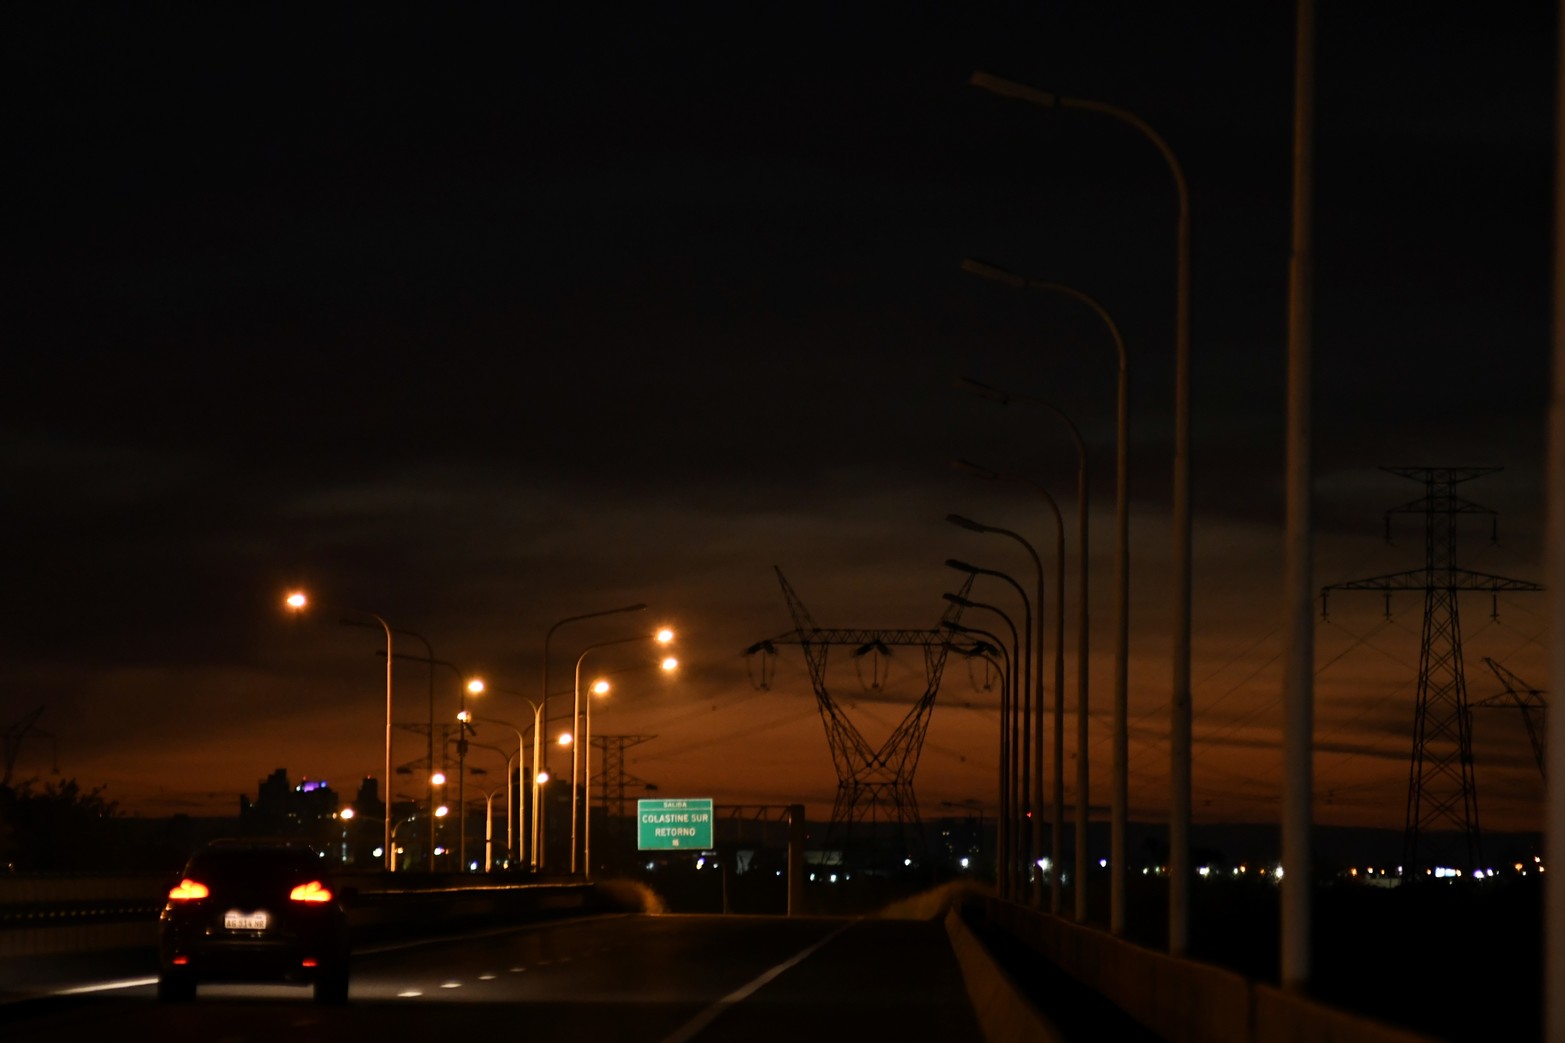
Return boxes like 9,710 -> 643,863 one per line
185,838 -> 331,869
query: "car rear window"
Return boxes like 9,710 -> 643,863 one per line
187,847 -> 328,880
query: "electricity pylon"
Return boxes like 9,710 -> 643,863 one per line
745,567 -> 971,868
593,734 -> 657,819
591,733 -> 656,870
1322,467 -> 1541,876
1475,657 -> 1547,780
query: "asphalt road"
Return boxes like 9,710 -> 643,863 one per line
0,913 -> 990,1043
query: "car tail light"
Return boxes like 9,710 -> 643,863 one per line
168,879 -> 210,901
290,880 -> 333,903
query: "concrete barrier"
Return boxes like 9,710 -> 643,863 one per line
974,897 -> 1438,1043
944,906 -> 1065,1043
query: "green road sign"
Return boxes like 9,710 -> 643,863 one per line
637,798 -> 714,850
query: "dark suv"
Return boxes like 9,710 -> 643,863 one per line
157,839 -> 351,1003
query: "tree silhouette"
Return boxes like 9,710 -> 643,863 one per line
0,777 -> 121,871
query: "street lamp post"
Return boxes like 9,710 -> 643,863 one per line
570,627 -> 675,875
456,738 -> 509,872
583,653 -> 678,879
469,687 -> 550,871
469,711 -> 528,868
540,604 -> 647,870
956,452 -> 1071,917
285,592 -> 397,872
956,269 -> 1128,929
345,622 -> 442,872
970,68 -> 1191,951
456,678 -> 487,870
943,593 -> 1021,899
944,559 -> 1037,903
942,621 -> 1012,893
480,785 -> 503,872
948,515 -> 1046,901
379,651 -> 478,871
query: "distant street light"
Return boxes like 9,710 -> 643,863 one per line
943,620 -> 1012,893
285,591 -> 397,872
955,265 -> 1130,926
456,677 -> 486,870
371,648 -> 478,872
571,626 -> 676,875
345,621 -> 441,871
540,604 -> 648,870
583,652 -> 680,878
457,678 -> 551,871
457,741 -> 509,872
463,704 -> 529,869
943,593 -> 1021,899
947,515 -> 1046,899
956,453 -> 1070,917
945,559 -> 1036,901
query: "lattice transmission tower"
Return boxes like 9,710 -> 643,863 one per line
591,733 -> 656,869
1322,467 -> 1541,875
744,566 -> 972,868
593,734 -> 657,819
1475,657 -> 1547,780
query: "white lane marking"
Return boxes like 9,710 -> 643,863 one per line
397,989 -> 422,997
439,981 -> 462,989
50,977 -> 157,995
659,920 -> 857,1043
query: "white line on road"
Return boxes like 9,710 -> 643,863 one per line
659,919 -> 858,1043
49,977 -> 157,995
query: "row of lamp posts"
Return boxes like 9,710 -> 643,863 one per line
954,66 -> 1182,951
283,592 -> 675,878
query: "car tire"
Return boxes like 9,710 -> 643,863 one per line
313,964 -> 349,1005
157,970 -> 196,1002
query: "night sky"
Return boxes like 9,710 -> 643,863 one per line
4,4 -> 1555,836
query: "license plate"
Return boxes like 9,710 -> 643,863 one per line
224,910 -> 269,931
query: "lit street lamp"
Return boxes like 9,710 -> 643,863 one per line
344,622 -> 445,871
465,705 -> 529,869
540,604 -> 648,871
285,591 -> 397,872
456,677 -> 486,870
571,627 -> 675,875
583,652 -> 679,878
457,741 -> 510,872
464,684 -> 550,872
